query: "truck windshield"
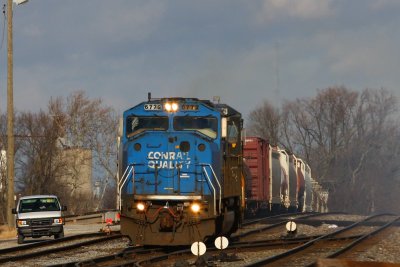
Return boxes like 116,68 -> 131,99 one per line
19,198 -> 61,213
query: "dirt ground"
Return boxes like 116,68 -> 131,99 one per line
0,225 -> 17,239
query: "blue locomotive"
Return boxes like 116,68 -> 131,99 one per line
118,94 -> 245,246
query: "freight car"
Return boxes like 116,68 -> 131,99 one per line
117,94 -> 245,246
243,137 -> 290,216
243,136 -> 327,216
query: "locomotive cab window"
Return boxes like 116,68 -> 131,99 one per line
227,121 -> 239,144
126,116 -> 168,137
173,116 -> 218,139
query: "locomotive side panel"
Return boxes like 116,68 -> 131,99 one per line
218,108 -> 244,234
222,115 -> 243,199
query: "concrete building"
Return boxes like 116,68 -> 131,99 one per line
57,147 -> 92,198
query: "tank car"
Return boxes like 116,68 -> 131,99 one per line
303,163 -> 313,212
287,154 -> 298,212
275,148 -> 290,212
117,94 -> 245,246
295,158 -> 306,212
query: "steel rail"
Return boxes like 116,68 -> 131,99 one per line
243,213 -> 396,267
133,234 -> 366,267
0,233 -> 123,264
48,246 -> 162,267
233,212 -> 332,241
308,215 -> 400,266
0,232 -> 108,256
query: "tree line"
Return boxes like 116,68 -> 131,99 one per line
1,87 -> 398,221
0,91 -> 118,221
247,87 -> 400,214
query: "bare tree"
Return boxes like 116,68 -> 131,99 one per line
48,91 -> 118,212
247,87 -> 400,214
15,111 -> 63,196
0,91 -> 118,216
339,88 -> 399,213
281,99 -> 314,158
303,87 -> 358,184
247,100 -> 281,145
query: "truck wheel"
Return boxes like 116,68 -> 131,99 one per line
17,234 -> 24,244
54,231 -> 64,239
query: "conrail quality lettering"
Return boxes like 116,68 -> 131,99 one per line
147,151 -> 191,169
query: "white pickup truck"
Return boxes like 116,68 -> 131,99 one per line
12,195 -> 67,244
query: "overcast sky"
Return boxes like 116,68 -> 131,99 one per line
0,0 -> 399,120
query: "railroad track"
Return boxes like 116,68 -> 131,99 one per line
133,234 -> 371,267
127,213 -> 398,266
124,212 -> 357,266
235,212 -> 352,242
332,222 -> 400,262
3,212 -> 396,266
0,232 -> 126,266
50,246 -> 166,267
32,213 -> 318,267
244,213 -> 400,267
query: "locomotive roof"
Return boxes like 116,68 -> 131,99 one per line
215,103 -> 241,116
126,96 -> 241,116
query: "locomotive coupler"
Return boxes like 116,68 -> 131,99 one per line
159,210 -> 174,231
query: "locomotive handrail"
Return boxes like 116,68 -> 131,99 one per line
118,164 -> 135,211
198,163 -> 222,216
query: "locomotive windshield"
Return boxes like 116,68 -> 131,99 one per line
126,116 -> 168,137
173,116 -> 218,139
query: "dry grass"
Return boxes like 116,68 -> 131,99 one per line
0,225 -> 16,239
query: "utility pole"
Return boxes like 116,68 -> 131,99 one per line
6,0 -> 15,228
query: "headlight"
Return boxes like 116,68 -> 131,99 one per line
164,102 -> 179,112
136,202 -> 146,211
17,220 -> 29,227
190,203 -> 200,213
53,218 -> 63,225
